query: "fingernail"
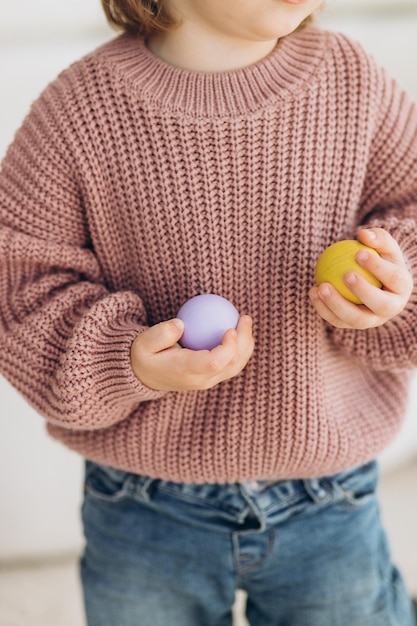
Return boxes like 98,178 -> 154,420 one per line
172,318 -> 184,331
366,230 -> 376,240
320,285 -> 331,298
357,250 -> 368,262
345,272 -> 356,285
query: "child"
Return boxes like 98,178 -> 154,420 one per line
1,0 -> 417,624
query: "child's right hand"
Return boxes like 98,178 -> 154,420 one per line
131,315 -> 254,392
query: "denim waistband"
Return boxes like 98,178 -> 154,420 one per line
84,460 -> 379,534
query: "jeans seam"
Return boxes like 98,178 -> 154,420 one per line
234,529 -> 275,576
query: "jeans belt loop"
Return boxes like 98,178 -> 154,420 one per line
134,475 -> 156,502
303,477 -> 335,505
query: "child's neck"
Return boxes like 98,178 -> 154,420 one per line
147,26 -> 278,73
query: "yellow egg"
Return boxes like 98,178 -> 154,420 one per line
315,240 -> 382,304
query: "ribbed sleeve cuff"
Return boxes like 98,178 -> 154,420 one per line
51,291 -> 166,430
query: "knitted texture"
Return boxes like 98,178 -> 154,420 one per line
1,28 -> 417,483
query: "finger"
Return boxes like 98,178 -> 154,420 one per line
310,283 -> 378,329
352,246 -> 412,297
347,229 -> 413,300
137,318 -> 185,354
199,327 -> 239,371
309,285 -> 346,326
236,315 -> 255,361
236,314 -> 253,333
194,316 -> 254,378
213,315 -> 253,359
345,258 -> 412,318
219,315 -> 255,375
343,271 -> 404,318
358,228 -> 404,264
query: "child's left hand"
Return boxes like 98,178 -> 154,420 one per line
309,228 -> 413,329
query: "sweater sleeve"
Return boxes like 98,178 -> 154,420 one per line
0,84 -> 165,431
330,63 -> 417,371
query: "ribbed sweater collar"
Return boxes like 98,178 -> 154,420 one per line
96,28 -> 329,117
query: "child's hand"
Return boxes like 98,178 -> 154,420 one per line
131,315 -> 254,391
309,228 -> 413,329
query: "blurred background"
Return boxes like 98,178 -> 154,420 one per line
1,1 -> 417,624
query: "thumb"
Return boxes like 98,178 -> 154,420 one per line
138,318 -> 185,354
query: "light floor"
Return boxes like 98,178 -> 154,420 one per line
1,459 -> 416,626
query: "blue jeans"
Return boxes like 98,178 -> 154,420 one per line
80,460 -> 415,626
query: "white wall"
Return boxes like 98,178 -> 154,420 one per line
0,1 -> 113,561
1,1 -> 417,560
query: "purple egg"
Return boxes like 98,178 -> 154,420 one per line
177,294 -> 240,351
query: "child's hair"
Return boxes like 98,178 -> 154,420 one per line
101,0 -> 175,36
101,0 -> 314,38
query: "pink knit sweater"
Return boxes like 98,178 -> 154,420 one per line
1,28 -> 417,483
